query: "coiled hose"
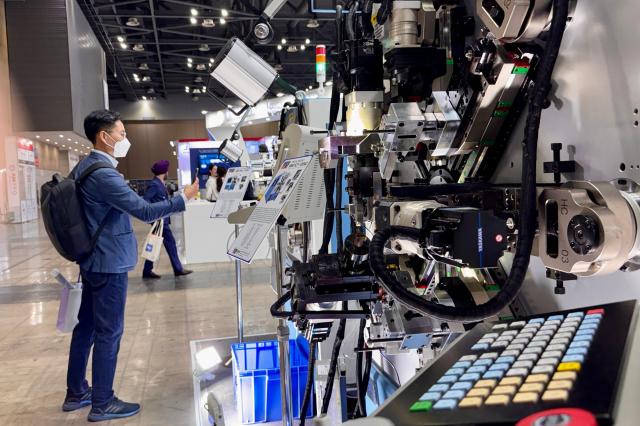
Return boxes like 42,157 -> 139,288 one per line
368,0 -> 570,322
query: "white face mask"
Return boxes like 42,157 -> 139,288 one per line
104,132 -> 132,158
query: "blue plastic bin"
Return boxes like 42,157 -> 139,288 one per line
231,338 -> 314,424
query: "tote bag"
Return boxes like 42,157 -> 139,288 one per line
141,219 -> 164,262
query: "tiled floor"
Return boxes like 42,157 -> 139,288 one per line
0,216 -> 277,425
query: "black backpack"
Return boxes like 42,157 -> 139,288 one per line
41,162 -> 114,262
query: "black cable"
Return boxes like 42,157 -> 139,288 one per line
319,170 -> 336,255
376,0 -> 393,26
320,302 -> 347,415
270,289 -> 294,318
302,221 -> 310,263
299,340 -> 317,426
367,0 -> 570,322
361,350 -> 372,416
335,157 -> 344,255
346,1 -> 359,41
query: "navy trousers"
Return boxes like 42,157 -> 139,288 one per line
66,270 -> 128,408
143,225 -> 183,275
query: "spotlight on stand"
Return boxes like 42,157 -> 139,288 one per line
209,37 -> 297,106
219,138 -> 244,163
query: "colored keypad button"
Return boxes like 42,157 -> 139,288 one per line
542,389 -> 569,402
483,370 -> 505,380
428,384 -> 449,393
467,366 -> 488,374
528,318 -> 545,324
567,312 -> 585,318
474,359 -> 493,367
569,341 -> 590,349
410,400 -> 433,412
442,390 -> 466,400
437,375 -> 458,384
547,315 -> 565,321
500,377 -> 523,386
525,374 -> 550,384
489,363 -> 510,371
480,352 -> 499,360
519,383 -> 544,393
553,371 -> 577,381
433,399 -> 458,410
562,354 -> 585,363
531,365 -> 555,375
419,392 -> 441,401
467,387 -> 491,398
452,361 -> 472,369
557,362 -> 581,372
485,395 -> 510,406
445,368 -> 466,376
586,308 -> 604,315
501,350 -> 521,358
458,397 -> 483,408
506,368 -> 529,377
547,380 -> 573,391
493,385 -> 517,396
471,343 -> 489,351
513,392 -> 540,403
459,355 -> 478,362
460,373 -> 481,382
475,379 -> 497,388
495,356 -> 515,364
451,382 -> 474,391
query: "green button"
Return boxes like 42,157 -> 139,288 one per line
410,400 -> 433,412
512,66 -> 529,75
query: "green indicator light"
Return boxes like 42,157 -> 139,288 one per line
493,111 -> 508,118
498,101 -> 513,107
485,284 -> 501,291
512,66 -> 529,75
446,58 -> 454,65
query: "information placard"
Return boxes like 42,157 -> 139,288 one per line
210,167 -> 253,219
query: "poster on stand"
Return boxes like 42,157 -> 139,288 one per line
210,167 -> 253,219
227,156 -> 313,263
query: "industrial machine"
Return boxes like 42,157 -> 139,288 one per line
217,0 -> 640,424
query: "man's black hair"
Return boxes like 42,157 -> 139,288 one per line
84,110 -> 122,145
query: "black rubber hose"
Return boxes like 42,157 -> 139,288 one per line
361,350 -> 372,416
270,289 -> 293,318
367,0 -> 570,322
320,302 -> 347,415
335,156 -> 344,255
319,169 -> 336,255
354,317 -> 366,417
299,340 -> 317,426
346,1 -> 359,41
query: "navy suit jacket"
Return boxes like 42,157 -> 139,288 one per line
143,177 -> 172,224
72,152 -> 186,273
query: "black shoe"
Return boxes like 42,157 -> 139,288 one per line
143,271 -> 162,279
88,397 -> 141,422
62,388 -> 92,412
175,269 -> 193,277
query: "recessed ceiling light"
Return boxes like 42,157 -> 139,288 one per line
187,63 -> 193,68
281,38 -> 287,45
54,142 -> 58,145
67,138 -> 71,141
36,135 -> 40,138
277,44 -> 282,51
305,38 -> 311,45
59,134 -> 64,138
46,138 -> 50,142
75,148 -> 78,152
219,17 -> 226,25
201,110 -> 208,115
190,16 -> 197,25
300,44 -> 306,51
142,96 -> 147,100
190,8 -> 198,16
75,141 -> 78,144
309,85 -> 313,89
133,73 -> 139,79
126,17 -> 140,27
117,36 -> 125,43
209,58 -> 214,63
62,144 -> 66,148
187,57 -> 193,63
221,9 -> 229,17
120,43 -> 128,49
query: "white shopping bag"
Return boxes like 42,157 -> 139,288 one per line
141,219 -> 164,262
53,270 -> 82,333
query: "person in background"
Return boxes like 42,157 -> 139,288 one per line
205,165 -> 228,202
63,110 -> 199,422
205,164 -> 217,201
142,160 -> 193,280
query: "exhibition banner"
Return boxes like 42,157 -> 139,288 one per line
210,166 -> 253,219
227,156 -> 313,263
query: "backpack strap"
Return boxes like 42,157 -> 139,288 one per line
75,161 -> 117,256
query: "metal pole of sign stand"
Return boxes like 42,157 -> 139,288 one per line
234,224 -> 243,343
275,225 -> 294,426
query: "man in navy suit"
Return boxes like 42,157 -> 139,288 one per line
142,160 -> 193,279
62,110 -> 199,422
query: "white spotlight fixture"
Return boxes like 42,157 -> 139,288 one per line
219,17 -> 226,25
188,57 -> 193,63
277,44 -> 282,51
221,9 -> 229,17
142,96 -> 147,100
126,17 -> 140,27
199,44 -> 210,52
59,134 -> 64,138
187,63 -> 193,68
201,110 -> 208,115
202,18 -> 215,28
133,43 -> 144,51
300,44 -> 306,51
210,37 -> 292,106
117,36 -> 125,43
305,38 -> 311,45
306,19 -> 320,28
219,139 -> 244,163
142,76 -> 151,82
287,45 -> 298,53
46,139 -> 50,142
281,38 -> 287,45
120,42 -> 128,49
36,135 -> 40,139
190,16 -> 198,25
190,8 -> 198,16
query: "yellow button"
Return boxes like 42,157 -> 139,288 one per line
485,394 -> 510,406
493,385 -> 517,396
547,380 -> 573,391
557,362 -> 581,372
467,387 -> 491,398
499,377 -> 523,387
553,371 -> 578,381
542,389 -> 569,402
525,374 -> 550,384
475,379 -> 497,389
459,397 -> 483,408
513,392 -> 540,404
519,383 -> 545,393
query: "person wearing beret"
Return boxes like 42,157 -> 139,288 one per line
142,160 -> 193,279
